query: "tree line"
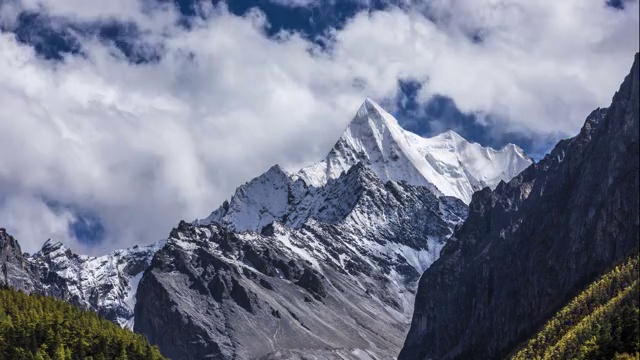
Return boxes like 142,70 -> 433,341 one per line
512,251 -> 639,360
0,286 -> 166,360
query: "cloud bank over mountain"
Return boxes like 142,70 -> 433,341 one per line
0,0 -> 637,253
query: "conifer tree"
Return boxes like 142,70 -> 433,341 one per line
0,286 -> 166,360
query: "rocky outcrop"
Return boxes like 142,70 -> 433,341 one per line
0,228 -> 40,293
29,239 -> 162,328
135,165 -> 469,360
399,53 -> 639,360
0,228 -> 162,329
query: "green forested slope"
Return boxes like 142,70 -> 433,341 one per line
511,252 -> 639,360
0,286 -> 166,360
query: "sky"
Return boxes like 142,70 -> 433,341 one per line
0,0 -> 638,254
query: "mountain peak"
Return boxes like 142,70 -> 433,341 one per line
201,100 -> 532,234
355,97 -> 385,118
349,97 -> 398,133
297,98 -> 442,193
0,228 -> 23,260
40,239 -> 69,256
266,164 -> 287,175
437,129 -> 464,141
297,100 -> 532,202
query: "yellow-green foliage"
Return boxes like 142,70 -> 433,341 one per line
512,253 -> 639,360
0,286 -> 166,360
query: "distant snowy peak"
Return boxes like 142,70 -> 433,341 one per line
202,162 -> 384,233
28,239 -> 165,329
415,130 -> 533,203
297,99 -> 532,203
297,98 -> 441,195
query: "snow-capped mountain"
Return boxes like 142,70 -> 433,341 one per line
0,232 -> 163,329
1,99 -> 531,360
136,164 -> 468,360
202,99 -> 531,233
297,99 -> 531,203
28,239 -> 164,329
129,99 -> 529,359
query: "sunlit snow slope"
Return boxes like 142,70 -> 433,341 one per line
298,99 -> 532,204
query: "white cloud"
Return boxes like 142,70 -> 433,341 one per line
0,194 -> 77,253
332,2 -> 639,135
0,9 -> 370,254
0,0 -> 637,254
15,0 -> 178,31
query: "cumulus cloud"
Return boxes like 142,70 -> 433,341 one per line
0,0 -> 637,254
0,194 -> 76,253
334,2 -> 638,135
0,7 -> 369,254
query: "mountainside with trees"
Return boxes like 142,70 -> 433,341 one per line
0,286 -> 166,360
511,252 -> 639,360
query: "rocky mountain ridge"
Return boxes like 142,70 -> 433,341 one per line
398,53 -> 639,360
0,227 -> 162,329
127,99 -> 528,358
135,163 -> 468,359
202,99 -> 531,234
1,228 -> 41,293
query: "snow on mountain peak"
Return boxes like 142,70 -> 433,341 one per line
355,97 -> 396,126
27,239 -> 164,330
297,98 -> 442,194
39,239 -> 74,259
432,129 -> 465,142
201,163 -> 295,232
200,99 -> 532,231
415,130 -> 533,202
297,99 -> 532,203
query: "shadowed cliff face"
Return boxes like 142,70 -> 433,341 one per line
399,53 -> 639,360
0,228 -> 40,292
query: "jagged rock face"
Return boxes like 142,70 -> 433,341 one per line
399,54 -> 640,360
0,228 -> 162,329
28,240 -> 163,329
0,228 -> 40,293
0,97 -> 529,359
135,165 -> 469,360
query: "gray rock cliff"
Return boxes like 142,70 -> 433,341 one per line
135,164 -> 468,360
398,53 -> 639,360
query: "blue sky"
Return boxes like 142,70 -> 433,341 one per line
0,0 -> 637,253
